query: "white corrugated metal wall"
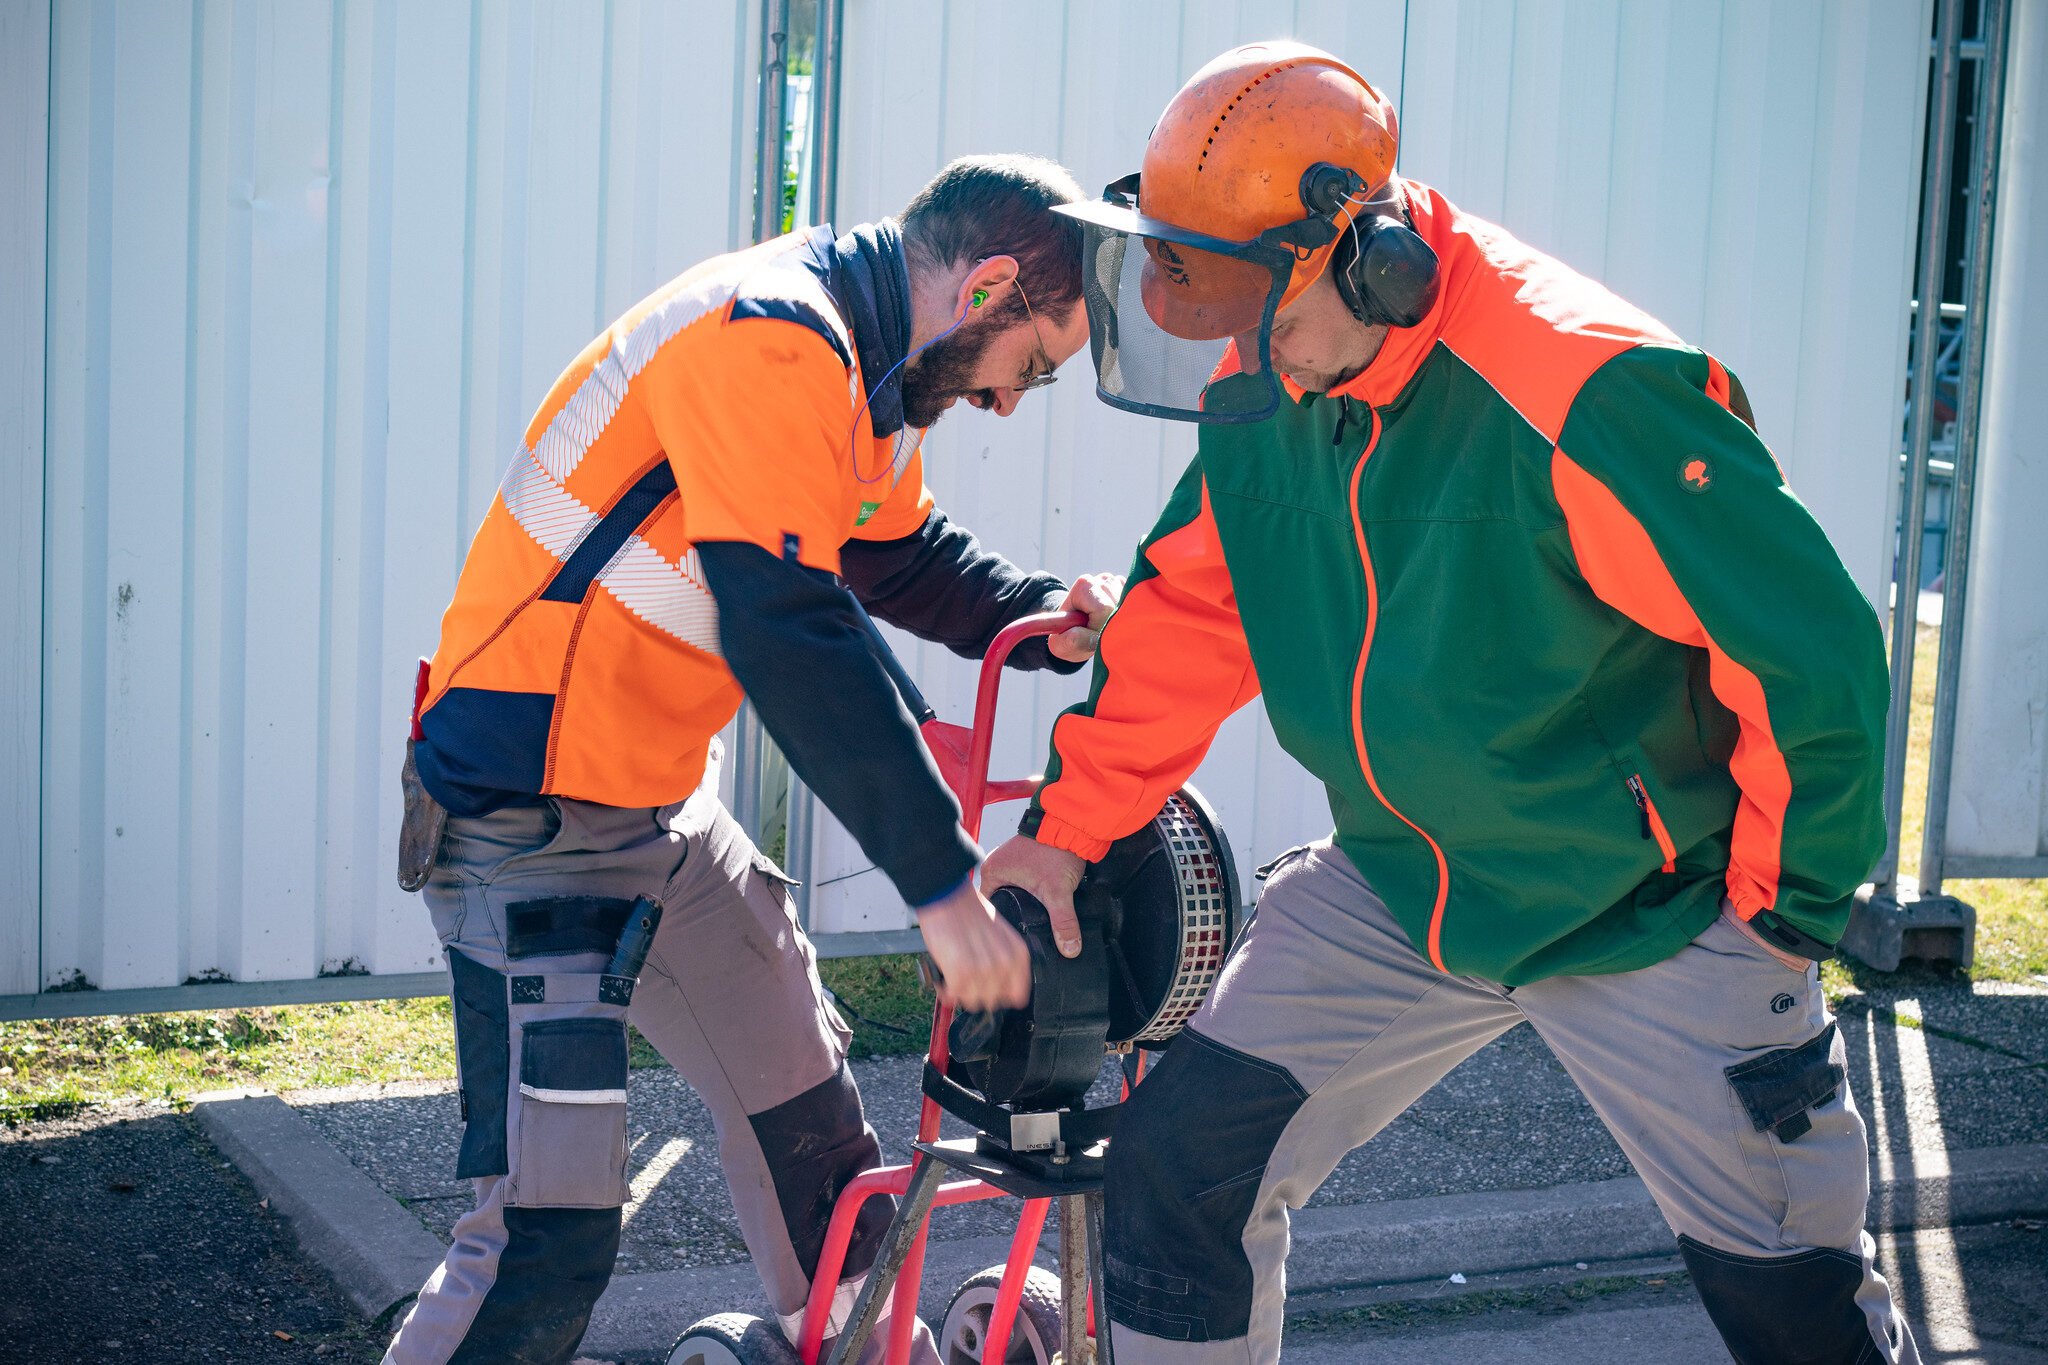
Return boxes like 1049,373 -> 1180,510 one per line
9,0 -> 1935,999
32,0 -> 760,994
802,0 -> 1933,935
1,0 -> 51,997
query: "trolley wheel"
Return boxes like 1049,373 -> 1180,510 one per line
667,1312 -> 802,1365
939,1265 -> 1063,1365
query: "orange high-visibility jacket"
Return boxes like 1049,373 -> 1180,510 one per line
418,230 -> 937,815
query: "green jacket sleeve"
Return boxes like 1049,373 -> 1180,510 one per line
1551,344 -> 1889,946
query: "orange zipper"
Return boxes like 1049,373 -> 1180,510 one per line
1345,404 -> 1453,971
1626,774 -> 1678,873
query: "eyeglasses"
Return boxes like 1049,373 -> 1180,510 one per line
1011,278 -> 1058,392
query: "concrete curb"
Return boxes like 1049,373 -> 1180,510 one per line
190,1091 -> 449,1322
191,1090 -> 2048,1358
1285,1141 -> 2048,1295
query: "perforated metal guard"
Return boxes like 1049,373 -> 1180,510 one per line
1132,792 -> 1235,1043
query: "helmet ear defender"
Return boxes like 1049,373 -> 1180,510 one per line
1300,162 -> 1442,330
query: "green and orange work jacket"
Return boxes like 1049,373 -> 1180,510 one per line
1029,181 -> 1890,985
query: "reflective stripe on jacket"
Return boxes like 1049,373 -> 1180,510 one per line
1030,182 -> 1888,985
419,227 -> 935,815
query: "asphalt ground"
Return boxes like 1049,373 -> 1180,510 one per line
0,1100 -> 389,1363
282,976 -> 2048,1278
1,1107 -> 2041,1364
1282,1220 -> 2048,1363
2,973 -> 2039,1363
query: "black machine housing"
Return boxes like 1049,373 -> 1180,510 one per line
931,786 -> 1240,1169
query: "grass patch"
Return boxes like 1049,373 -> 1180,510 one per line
0,1000 -> 456,1124
819,954 -> 936,1058
0,963 -> 933,1120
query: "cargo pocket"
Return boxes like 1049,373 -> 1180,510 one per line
1725,1022 -> 1845,1145
511,1005 -> 630,1208
751,852 -> 800,918
1254,845 -> 1313,883
448,948 -> 510,1179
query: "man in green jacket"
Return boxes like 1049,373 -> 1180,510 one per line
983,42 -> 1915,1364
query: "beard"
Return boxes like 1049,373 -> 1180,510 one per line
897,313 -> 1005,430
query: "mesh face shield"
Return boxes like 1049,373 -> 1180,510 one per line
1056,179 -> 1306,424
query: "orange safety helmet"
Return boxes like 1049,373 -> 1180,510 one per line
1139,42 -> 1402,322
1053,41 -> 1431,422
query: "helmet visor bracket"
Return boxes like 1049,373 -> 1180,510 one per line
1056,181 -> 1306,425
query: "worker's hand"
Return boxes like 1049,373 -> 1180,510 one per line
916,880 -> 1032,1012
1048,573 -> 1125,663
981,834 -> 1089,959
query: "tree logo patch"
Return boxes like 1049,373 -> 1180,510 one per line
1678,457 -> 1714,494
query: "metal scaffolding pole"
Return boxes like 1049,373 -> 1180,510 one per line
779,0 -> 843,922
753,0 -> 791,246
733,0 -> 793,851
1874,0 -> 1965,889
1843,0 -> 1995,971
1921,0 -> 2013,897
810,0 -> 844,228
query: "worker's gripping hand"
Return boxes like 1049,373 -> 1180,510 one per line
1047,573 -> 1125,663
981,834 -> 1088,959
917,880 -> 1032,1012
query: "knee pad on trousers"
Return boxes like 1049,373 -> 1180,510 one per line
449,1206 -> 623,1365
750,1060 -> 891,1280
1102,1030 -> 1308,1343
1679,1235 -> 1883,1365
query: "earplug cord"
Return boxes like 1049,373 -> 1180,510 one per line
846,293 -> 979,485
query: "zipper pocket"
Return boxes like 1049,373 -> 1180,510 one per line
1626,774 -> 1678,873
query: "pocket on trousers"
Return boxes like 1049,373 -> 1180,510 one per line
513,1016 -> 630,1207
448,948 -> 510,1180
751,851 -> 800,917
1725,1022 -> 1845,1145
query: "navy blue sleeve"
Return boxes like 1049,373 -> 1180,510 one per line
696,540 -> 981,908
839,510 -> 1085,675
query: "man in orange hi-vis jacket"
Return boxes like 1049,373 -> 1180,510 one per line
385,156 -> 1117,1365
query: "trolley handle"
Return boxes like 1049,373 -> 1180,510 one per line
962,611 -> 1088,829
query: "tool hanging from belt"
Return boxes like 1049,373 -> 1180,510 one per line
398,657 -> 450,892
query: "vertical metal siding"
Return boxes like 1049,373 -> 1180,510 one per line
38,0 -> 757,994
804,0 -> 1408,931
1945,4 -> 2048,874
23,0 -> 1934,993
802,0 -> 1930,935
1396,0 -> 1931,604
1,0 -> 51,996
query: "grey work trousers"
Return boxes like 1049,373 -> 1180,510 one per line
1103,841 -> 1915,1365
383,758 -> 926,1364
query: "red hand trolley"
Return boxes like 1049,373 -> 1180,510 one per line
668,610 -> 1240,1365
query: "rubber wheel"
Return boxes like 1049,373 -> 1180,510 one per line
938,1265 -> 1064,1365
667,1312 -> 803,1365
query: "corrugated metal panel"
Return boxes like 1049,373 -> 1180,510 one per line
1,0 -> 51,997
800,0 -> 1930,934
803,0 -> 1409,932
1944,4 -> 2048,876
1396,0 -> 1931,603
22,0 -> 1933,996
38,0 -> 758,994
